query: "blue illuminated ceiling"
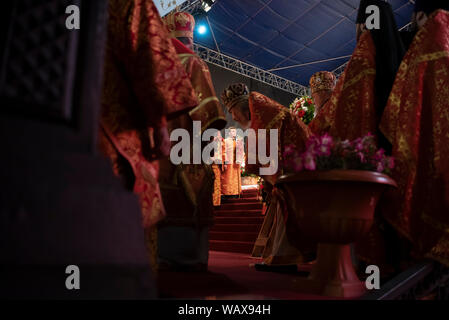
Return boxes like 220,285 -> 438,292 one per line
194,0 -> 414,86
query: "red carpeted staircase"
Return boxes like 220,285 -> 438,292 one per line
209,188 -> 264,254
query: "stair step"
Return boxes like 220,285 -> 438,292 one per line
222,194 -> 258,201
209,231 -> 259,242
219,203 -> 263,211
223,197 -> 260,203
214,209 -> 263,217
209,240 -> 254,254
210,187 -> 262,254
211,223 -> 262,233
214,216 -> 264,224
242,187 -> 258,192
242,189 -> 258,194
242,190 -> 258,196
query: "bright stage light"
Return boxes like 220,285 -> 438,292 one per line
197,24 -> 207,35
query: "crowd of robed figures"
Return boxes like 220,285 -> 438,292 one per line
98,0 -> 449,278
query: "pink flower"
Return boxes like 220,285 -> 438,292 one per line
283,144 -> 296,158
361,133 -> 376,151
357,152 -> 366,163
306,136 -> 320,152
303,152 -> 316,171
354,138 -> 364,151
376,162 -> 384,173
318,144 -> 332,156
320,133 -> 334,147
374,149 -> 385,161
340,140 -> 351,149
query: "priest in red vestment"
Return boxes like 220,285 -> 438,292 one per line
98,0 -> 198,272
157,11 -> 226,272
221,83 -> 312,269
212,131 -> 224,207
221,127 -> 243,198
380,1 -> 449,267
317,0 -> 405,151
308,71 -> 337,135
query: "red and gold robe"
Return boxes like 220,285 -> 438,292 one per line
98,0 -> 198,271
158,38 -> 225,229
379,10 -> 449,266
311,31 -> 378,141
247,92 -> 312,265
220,137 -> 242,196
308,100 -> 333,136
245,92 -> 311,183
171,39 -> 227,132
211,135 -> 223,207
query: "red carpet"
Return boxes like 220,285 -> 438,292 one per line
158,251 -> 339,300
159,189 -> 347,300
209,188 -> 264,254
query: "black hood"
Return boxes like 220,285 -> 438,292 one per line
356,0 -> 406,116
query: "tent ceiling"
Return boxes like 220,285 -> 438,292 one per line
194,0 -> 414,86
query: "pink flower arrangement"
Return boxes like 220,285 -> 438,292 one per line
283,133 -> 395,175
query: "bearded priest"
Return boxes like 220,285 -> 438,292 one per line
221,83 -> 313,271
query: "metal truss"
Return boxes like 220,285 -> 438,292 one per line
178,0 -> 202,13
179,0 -> 310,95
333,61 -> 348,78
193,43 -> 310,96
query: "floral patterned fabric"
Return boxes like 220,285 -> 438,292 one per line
221,138 -> 242,196
212,165 -> 222,206
247,92 -> 311,264
245,92 -> 311,185
100,0 -> 198,228
379,10 -> 449,266
158,38 -> 221,228
170,39 -> 227,133
99,0 -> 198,270
309,31 -> 377,141
308,100 -> 332,136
